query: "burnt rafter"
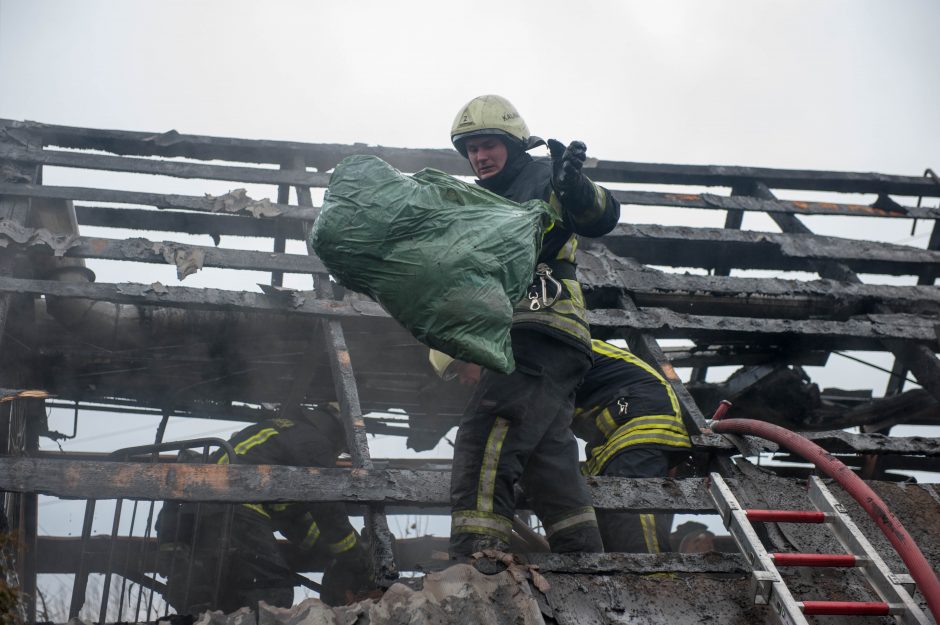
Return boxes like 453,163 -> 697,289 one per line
5,118 -> 940,622
5,118 -> 940,196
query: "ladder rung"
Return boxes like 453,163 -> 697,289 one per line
771,553 -> 858,567
745,509 -> 826,523
799,601 -> 890,616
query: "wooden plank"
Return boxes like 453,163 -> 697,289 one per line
612,189 -> 938,220
0,458 -> 717,512
74,205 -> 303,240
579,249 -> 940,318
49,234 -> 326,275
590,307 -> 940,348
0,118 -> 469,175
592,159 -> 940,197
6,118 -> 940,196
4,276 -> 935,346
10,229 -> 939,316
602,222 -> 940,276
0,182 -> 318,220
0,144 -> 331,187
6,142 -> 937,219
0,275 -> 386,317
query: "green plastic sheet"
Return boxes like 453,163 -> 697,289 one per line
310,155 -> 551,373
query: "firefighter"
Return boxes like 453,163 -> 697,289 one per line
431,338 -> 692,553
157,405 -> 374,614
572,339 -> 691,552
447,95 -> 620,558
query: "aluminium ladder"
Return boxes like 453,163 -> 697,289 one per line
708,473 -> 930,625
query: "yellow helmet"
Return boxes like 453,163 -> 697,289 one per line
450,95 -> 532,157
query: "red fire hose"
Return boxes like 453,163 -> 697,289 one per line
710,404 -> 940,623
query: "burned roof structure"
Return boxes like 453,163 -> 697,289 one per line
1,118 -> 939,624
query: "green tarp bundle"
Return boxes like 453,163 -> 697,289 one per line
310,155 -> 551,373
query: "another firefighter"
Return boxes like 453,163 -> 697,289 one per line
447,95 -> 620,557
431,338 -> 692,553
156,405 -> 374,614
572,339 -> 691,552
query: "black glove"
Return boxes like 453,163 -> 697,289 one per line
548,138 -> 588,199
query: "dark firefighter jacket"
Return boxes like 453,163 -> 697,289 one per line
573,340 -> 692,475
210,409 -> 361,558
480,153 -> 620,355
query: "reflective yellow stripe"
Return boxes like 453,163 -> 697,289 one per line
595,407 -> 618,438
556,236 -> 578,262
452,510 -> 513,542
300,520 -> 321,550
477,417 -> 510,513
548,192 -> 563,218
640,514 -> 660,553
586,429 -> 692,475
513,310 -> 592,345
241,503 -> 271,519
560,279 -> 585,307
545,507 -> 598,537
327,531 -> 358,555
217,427 -> 281,464
591,340 -> 682,419
268,503 -> 290,513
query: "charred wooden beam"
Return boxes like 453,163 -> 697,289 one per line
12,278 -> 934,347
579,249 -> 940,318
74,235 -> 323,275
0,118 -> 469,175
0,183 -> 317,221
612,189 -> 938,219
7,143 -> 938,222
748,181 -> 940,403
0,459 -> 719,512
74,205 -> 304,240
521,552 -> 748,575
592,160 -> 940,197
6,119 -> 940,196
602,223 -> 940,276
0,275 -> 386,317
0,144 -> 331,188
590,307 -> 940,348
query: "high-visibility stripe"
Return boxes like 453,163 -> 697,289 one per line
327,531 -> 358,555
586,428 -> 692,475
300,521 -> 321,550
640,514 -> 661,553
241,503 -> 271,519
596,407 -> 618,438
560,279 -> 585,308
217,427 -> 281,464
556,236 -> 578,263
477,418 -> 510,513
513,310 -> 592,345
546,507 -> 598,537
452,510 -> 512,542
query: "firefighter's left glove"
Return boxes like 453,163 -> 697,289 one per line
548,139 -> 588,201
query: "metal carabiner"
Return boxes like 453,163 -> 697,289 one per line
617,397 -> 629,417
534,263 -> 562,309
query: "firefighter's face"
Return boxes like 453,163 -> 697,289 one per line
465,135 -> 508,180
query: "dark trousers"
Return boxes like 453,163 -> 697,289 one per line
450,330 -> 603,556
596,448 -> 673,553
161,505 -> 295,615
